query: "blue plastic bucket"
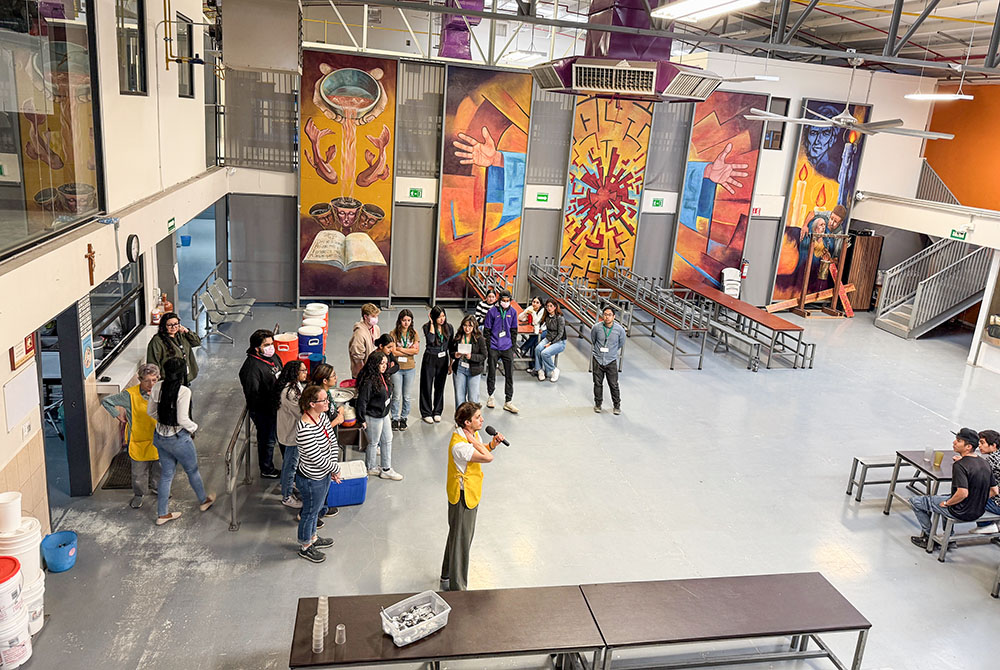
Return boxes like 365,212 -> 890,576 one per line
179,235 -> 192,246
40,531 -> 77,573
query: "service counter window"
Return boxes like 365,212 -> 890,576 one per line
89,259 -> 145,374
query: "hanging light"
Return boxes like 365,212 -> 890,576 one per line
651,0 -> 764,23
905,0 -> 978,101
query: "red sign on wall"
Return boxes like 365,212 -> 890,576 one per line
9,335 -> 35,372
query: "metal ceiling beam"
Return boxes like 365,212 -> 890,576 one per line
986,2 -> 1000,68
781,0 -> 821,44
889,0 -> 942,56
333,0 -> 1000,72
774,0 -> 790,42
882,0 -> 905,55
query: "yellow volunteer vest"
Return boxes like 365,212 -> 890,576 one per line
447,430 -> 484,509
126,385 -> 159,462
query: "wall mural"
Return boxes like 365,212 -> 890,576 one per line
561,97 -> 653,286
299,51 -> 396,298
435,66 -> 531,299
672,91 -> 767,288
772,99 -> 872,303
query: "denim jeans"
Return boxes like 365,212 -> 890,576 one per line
453,365 -> 481,405
391,367 -> 416,421
534,339 -> 566,374
295,473 -> 330,547
910,494 -> 963,534
279,442 -> 298,500
976,498 -> 1000,527
520,334 -> 539,357
154,430 -> 208,517
365,415 -> 393,470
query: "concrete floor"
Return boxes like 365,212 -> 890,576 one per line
34,304 -> 1000,669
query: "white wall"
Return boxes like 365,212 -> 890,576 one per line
682,53 -> 936,218
95,0 -> 208,212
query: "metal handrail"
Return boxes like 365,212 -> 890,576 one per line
876,239 -> 977,317
916,158 -> 960,205
225,406 -> 253,531
191,260 -> 226,335
909,246 -> 992,332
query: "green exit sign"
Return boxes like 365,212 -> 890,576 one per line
409,188 -> 422,198
950,229 -> 967,241
652,198 -> 664,207
167,217 -> 176,232
536,193 -> 549,203
0,165 -> 5,176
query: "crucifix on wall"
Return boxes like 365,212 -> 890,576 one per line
85,244 -> 95,286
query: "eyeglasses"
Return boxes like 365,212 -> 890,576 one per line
311,398 -> 330,405
165,322 -> 180,328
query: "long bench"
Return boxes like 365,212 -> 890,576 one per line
289,572 -> 872,670
927,510 -> 1000,562
598,263 -> 708,370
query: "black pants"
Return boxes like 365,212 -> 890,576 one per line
420,353 -> 450,418
593,358 -> 621,409
441,490 -> 478,591
248,409 -> 277,473
486,347 -> 514,402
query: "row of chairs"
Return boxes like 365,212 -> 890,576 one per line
198,278 -> 256,344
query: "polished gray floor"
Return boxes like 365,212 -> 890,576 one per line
35,304 -> 1000,669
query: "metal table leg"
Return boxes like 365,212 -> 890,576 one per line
883,454 -> 903,515
851,629 -> 869,670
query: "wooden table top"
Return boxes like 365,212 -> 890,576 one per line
674,278 -> 803,332
581,573 -> 870,648
289,586 -> 605,668
898,449 -> 956,480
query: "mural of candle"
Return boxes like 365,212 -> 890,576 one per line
837,130 -> 859,207
791,164 -> 808,228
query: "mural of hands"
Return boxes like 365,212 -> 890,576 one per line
312,63 -> 387,125
454,126 -> 504,168
706,142 -> 749,195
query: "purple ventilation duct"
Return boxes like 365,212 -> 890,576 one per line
584,0 -> 672,61
438,0 -> 485,60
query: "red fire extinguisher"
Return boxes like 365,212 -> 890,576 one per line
740,258 -> 749,279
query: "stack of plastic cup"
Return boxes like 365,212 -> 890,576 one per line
312,615 -> 324,654
317,596 -> 329,636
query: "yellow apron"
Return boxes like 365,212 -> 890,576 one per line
446,430 -> 484,509
126,385 -> 159,462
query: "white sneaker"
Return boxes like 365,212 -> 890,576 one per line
368,467 -> 382,477
487,396 -> 495,408
379,468 -> 404,481
281,496 -> 303,509
550,368 -> 560,382
970,522 -> 999,535
423,416 -> 434,424
503,401 -> 519,414
433,415 -> 442,423
537,369 -> 545,381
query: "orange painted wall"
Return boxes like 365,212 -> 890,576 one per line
923,84 -> 1000,210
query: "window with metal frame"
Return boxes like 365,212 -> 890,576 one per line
763,97 -> 789,151
177,13 -> 195,98
116,0 -> 148,95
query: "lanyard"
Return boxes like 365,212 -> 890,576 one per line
305,413 -> 331,442
602,324 -> 614,346
253,354 -> 278,371
399,333 -> 410,348
380,374 -> 388,394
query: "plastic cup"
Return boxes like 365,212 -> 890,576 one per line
335,623 -> 346,645
933,451 -> 945,468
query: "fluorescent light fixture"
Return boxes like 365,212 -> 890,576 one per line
724,74 -> 780,82
505,50 -> 548,65
651,0 -> 762,22
904,92 -> 973,101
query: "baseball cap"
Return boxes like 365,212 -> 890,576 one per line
952,427 -> 980,449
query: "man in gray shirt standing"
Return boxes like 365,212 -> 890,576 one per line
590,305 -> 626,415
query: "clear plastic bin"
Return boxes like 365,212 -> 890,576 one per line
379,590 -> 451,647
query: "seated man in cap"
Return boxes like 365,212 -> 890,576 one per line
909,428 -> 998,549
971,429 -> 1000,535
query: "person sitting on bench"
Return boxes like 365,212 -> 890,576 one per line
909,428 -> 998,549
971,429 -> 1000,535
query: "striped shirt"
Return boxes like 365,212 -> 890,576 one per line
295,414 -> 340,480
475,299 -> 493,325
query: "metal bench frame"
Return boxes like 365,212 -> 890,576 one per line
927,510 -> 1000,562
846,456 -> 930,502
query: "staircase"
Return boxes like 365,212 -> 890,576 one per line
875,238 -> 991,339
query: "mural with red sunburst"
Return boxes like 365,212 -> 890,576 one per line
561,97 -> 654,285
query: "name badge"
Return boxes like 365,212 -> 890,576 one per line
437,351 -> 446,358
460,360 -> 470,369
384,397 -> 391,407
600,347 -> 609,353
499,331 -> 507,338
396,356 -> 407,363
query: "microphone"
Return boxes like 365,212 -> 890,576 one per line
485,425 -> 509,447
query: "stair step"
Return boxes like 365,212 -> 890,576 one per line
893,304 -> 913,316
875,318 -> 910,338
882,312 -> 912,327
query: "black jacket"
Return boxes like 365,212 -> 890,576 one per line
239,353 -> 283,414
422,322 -> 454,357
356,371 -> 392,420
449,332 -> 488,376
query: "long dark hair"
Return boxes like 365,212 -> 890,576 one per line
357,351 -> 391,392
158,357 -> 187,427
540,298 -> 562,326
309,363 -> 335,387
157,312 -> 181,343
391,309 -> 416,344
454,315 -> 482,343
277,360 -> 305,403
428,305 -> 448,339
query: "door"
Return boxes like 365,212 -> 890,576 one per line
741,217 -> 781,306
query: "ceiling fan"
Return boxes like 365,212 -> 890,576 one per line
742,57 -> 954,141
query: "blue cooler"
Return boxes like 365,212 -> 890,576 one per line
327,460 -> 368,507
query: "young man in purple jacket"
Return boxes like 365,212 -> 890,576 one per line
482,290 -> 519,414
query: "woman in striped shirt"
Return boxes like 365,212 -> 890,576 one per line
475,288 -> 498,326
294,385 -> 344,563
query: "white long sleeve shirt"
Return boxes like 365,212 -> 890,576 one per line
147,382 -> 199,436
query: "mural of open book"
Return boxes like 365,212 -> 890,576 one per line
303,230 -> 387,271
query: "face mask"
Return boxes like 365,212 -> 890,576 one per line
500,301 -> 510,309
261,345 -> 275,357
368,316 -> 379,326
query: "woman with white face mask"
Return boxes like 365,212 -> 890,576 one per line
239,329 -> 284,478
349,303 -> 381,378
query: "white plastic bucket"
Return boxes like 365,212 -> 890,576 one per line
0,495 -> 21,534
20,571 -> 42,636
0,519 -> 41,582
0,608 -> 31,669
0,557 -> 22,626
